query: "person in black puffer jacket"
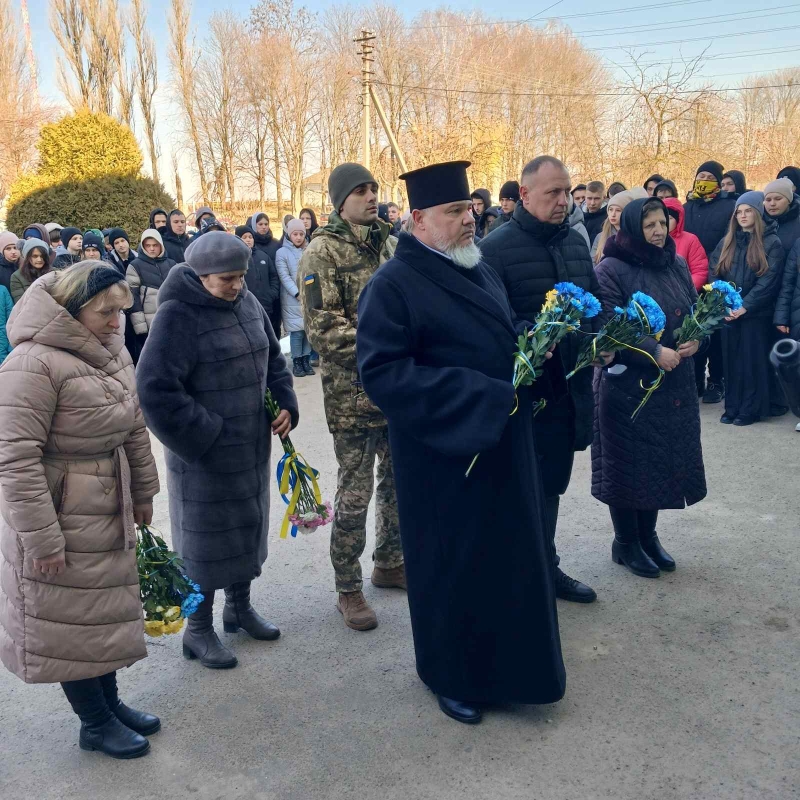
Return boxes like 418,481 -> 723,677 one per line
683,160 -> 736,403
125,228 -> 177,363
775,237 -> 800,342
721,170 -> 746,198
161,209 -> 192,264
54,227 -> 82,269
479,155 -> 603,604
235,225 -> 281,335
710,191 -> 785,426
594,196 -> 706,579
249,211 -> 282,335
763,178 -> 800,255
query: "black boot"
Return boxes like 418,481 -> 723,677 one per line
223,581 -> 281,640
302,355 -> 315,376
79,716 -> 151,759
98,672 -> 161,736
609,508 -> 660,579
636,509 -> 676,572
182,591 -> 238,669
62,676 -> 150,759
292,358 -> 305,378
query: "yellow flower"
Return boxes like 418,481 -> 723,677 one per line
163,606 -> 182,621
163,618 -> 185,635
543,289 -> 559,310
144,620 -> 165,637
703,284 -> 713,292
655,330 -> 663,342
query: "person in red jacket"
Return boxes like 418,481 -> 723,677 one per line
664,197 -> 708,290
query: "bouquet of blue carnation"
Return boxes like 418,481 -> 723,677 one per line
567,291 -> 666,380
674,280 -> 744,346
466,281 -> 600,477
136,524 -> 204,637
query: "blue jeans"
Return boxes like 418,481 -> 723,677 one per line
290,330 -> 311,358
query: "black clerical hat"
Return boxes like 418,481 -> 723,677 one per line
399,161 -> 472,211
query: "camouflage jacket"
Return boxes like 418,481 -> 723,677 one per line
298,212 -> 396,431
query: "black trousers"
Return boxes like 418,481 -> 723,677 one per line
535,397 -> 577,569
609,507 -> 659,542
695,330 -> 724,392
61,671 -> 119,725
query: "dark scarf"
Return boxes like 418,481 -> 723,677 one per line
603,197 -> 677,270
252,228 -> 275,250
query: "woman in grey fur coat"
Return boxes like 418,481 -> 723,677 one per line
137,232 -> 299,670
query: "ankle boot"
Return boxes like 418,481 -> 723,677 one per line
182,591 -> 238,669
79,716 -> 150,759
222,581 -> 280,640
97,672 -> 161,736
292,358 -> 305,378
302,355 -> 315,376
640,532 -> 676,572
609,508 -> 660,579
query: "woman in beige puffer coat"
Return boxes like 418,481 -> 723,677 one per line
0,262 -> 161,760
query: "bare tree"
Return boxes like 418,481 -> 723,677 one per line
50,0 -> 91,109
0,0 -> 45,199
168,0 -> 208,202
129,0 -> 160,184
172,152 -> 184,209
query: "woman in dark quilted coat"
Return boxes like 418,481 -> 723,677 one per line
594,197 -> 707,578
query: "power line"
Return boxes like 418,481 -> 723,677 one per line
372,79 -> 800,99
621,45 -> 799,68
409,0 -> 710,30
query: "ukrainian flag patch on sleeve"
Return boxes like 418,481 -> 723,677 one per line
304,273 -> 323,310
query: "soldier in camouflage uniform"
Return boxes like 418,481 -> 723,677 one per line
298,163 -> 404,631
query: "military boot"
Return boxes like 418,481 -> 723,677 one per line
293,358 -> 306,378
336,591 -> 378,631
371,564 -> 407,590
302,355 -> 316,376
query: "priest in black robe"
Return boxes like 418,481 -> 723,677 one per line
356,161 -> 566,725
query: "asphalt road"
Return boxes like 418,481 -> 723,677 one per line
1,374 -> 798,800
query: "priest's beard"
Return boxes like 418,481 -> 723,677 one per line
431,229 -> 482,269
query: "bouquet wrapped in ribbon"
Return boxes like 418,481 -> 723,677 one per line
674,280 -> 744,346
136,524 -> 204,637
265,389 -> 332,537
466,281 -> 600,477
567,291 -> 666,380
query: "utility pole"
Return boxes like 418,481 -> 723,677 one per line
354,29 -> 375,170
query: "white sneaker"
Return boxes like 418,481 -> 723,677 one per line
795,422 -> 800,432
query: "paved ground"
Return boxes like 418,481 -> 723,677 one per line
1,374 -> 798,800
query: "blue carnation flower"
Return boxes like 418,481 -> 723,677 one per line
554,281 -> 585,298
710,280 -> 743,311
629,292 -> 666,334
181,592 -> 205,617
613,306 -> 626,316
580,291 -> 602,319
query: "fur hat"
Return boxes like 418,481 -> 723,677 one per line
185,230 -> 250,276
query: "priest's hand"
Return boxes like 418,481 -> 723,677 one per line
272,409 -> 292,440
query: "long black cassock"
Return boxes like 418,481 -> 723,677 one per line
356,232 -> 566,704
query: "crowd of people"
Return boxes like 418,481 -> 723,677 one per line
0,153 -> 799,758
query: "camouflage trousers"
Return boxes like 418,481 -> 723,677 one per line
330,427 -> 403,593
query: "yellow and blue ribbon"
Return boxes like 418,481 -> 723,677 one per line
276,452 -> 323,538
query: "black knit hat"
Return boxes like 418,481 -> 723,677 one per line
81,231 -> 104,252
499,180 -> 520,201
328,163 -> 377,212
695,161 -> 724,184
234,225 -> 254,239
64,266 -> 126,318
107,227 -> 129,247
60,226 -> 81,248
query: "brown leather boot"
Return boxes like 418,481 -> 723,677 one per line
336,591 -> 378,631
371,564 -> 407,590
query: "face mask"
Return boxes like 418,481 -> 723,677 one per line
693,179 -> 719,198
